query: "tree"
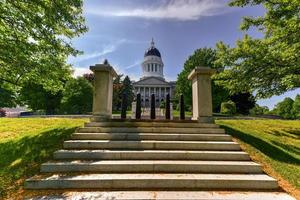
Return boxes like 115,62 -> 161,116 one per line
61,77 -> 93,114
291,94 -> 300,119
230,92 -> 256,115
18,82 -> 62,114
113,74 -> 123,111
0,81 -> 16,108
121,76 -> 134,109
221,101 -> 236,115
215,0 -> 300,98
273,97 -> 294,119
83,73 -> 94,84
0,1 -> 87,91
176,48 -> 230,112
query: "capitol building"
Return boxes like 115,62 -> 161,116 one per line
133,39 -> 176,107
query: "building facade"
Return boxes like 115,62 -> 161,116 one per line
133,39 -> 176,107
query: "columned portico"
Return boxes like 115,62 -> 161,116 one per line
133,39 -> 176,108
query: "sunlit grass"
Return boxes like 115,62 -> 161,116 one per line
0,118 -> 87,199
216,119 -> 300,198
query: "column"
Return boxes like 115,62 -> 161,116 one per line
188,67 -> 216,123
159,87 -> 162,103
90,61 -> 117,121
143,87 -> 146,107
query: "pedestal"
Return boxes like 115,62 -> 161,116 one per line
188,67 -> 216,123
90,62 -> 117,122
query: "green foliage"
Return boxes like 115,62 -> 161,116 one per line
249,104 -> 269,116
18,82 -> 62,114
215,0 -> 300,98
230,92 -> 256,115
160,101 -> 166,109
175,48 -> 230,112
113,74 -> 123,111
292,95 -> 300,119
273,97 -> 294,119
121,76 -> 134,108
221,101 -> 237,115
0,81 -> 16,108
0,0 -> 87,91
61,77 -> 93,114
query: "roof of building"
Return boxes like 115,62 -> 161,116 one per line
144,38 -> 161,58
133,76 -> 175,86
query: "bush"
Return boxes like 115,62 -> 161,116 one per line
0,109 -> 6,117
249,104 -> 269,116
160,101 -> 165,109
292,95 -> 300,119
273,97 -> 294,119
221,101 -> 236,115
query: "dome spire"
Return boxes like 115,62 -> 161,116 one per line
151,38 -> 155,47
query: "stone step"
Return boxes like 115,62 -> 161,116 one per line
71,133 -> 232,141
25,173 -> 278,190
26,191 -> 296,200
63,140 -> 241,151
54,150 -> 250,161
85,121 -> 219,128
41,160 -> 262,173
76,127 -> 225,134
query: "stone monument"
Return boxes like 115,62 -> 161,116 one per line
90,59 -> 117,122
188,66 -> 216,123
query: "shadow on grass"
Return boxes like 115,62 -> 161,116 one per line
219,125 -> 300,165
271,140 -> 300,156
0,127 -> 77,198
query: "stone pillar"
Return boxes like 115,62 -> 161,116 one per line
90,61 -> 117,122
143,87 -> 146,107
188,67 -> 216,123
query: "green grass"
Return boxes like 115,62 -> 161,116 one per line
1,118 -> 299,198
0,118 -> 87,199
216,119 -> 300,197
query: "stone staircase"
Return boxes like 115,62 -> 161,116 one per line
25,120 -> 289,199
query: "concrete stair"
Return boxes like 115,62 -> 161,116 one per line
71,132 -> 232,141
25,120 -> 284,199
53,150 -> 251,160
40,160 -> 262,173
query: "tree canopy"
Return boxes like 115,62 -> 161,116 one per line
0,0 -> 87,91
175,48 -> 230,112
215,0 -> 300,98
61,77 -> 93,114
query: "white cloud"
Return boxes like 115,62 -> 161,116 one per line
72,67 -> 92,77
124,60 -> 141,69
68,39 -> 127,64
87,0 -> 229,21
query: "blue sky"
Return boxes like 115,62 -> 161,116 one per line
68,0 -> 299,109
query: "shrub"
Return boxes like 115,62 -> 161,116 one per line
0,109 -> 6,117
249,104 -> 269,116
273,97 -> 294,119
292,95 -> 300,119
221,101 -> 236,115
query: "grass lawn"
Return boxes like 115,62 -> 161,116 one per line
216,119 -> 300,199
0,118 -> 88,199
0,118 -> 299,199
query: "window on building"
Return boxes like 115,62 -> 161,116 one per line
151,64 -> 153,72
155,64 -> 157,72
148,65 -> 150,72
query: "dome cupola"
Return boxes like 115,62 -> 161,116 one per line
144,39 -> 161,58
141,38 -> 164,79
